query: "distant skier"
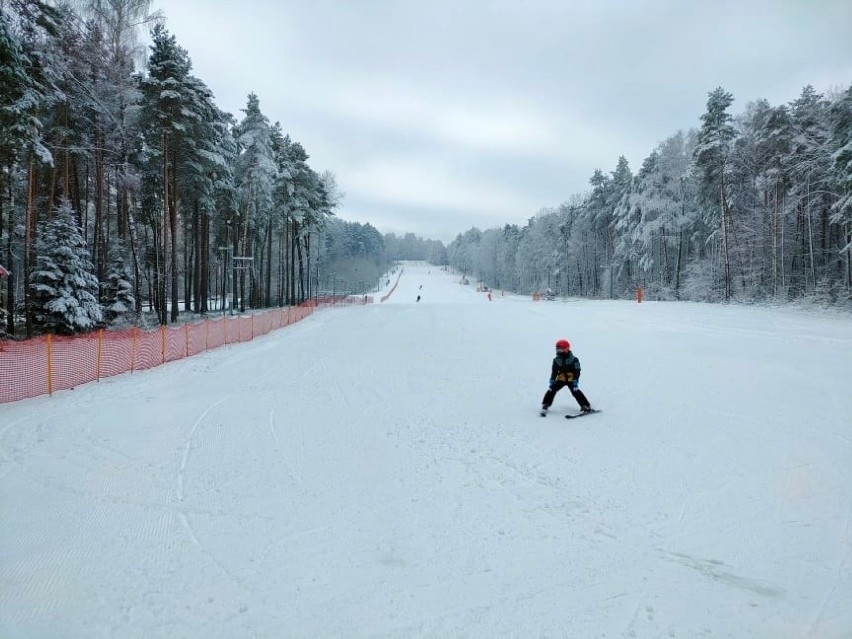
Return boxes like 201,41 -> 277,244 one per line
540,339 -> 592,415
416,295 -> 421,302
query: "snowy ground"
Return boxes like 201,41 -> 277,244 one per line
2,261 -> 851,639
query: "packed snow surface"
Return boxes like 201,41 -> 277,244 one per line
2,262 -> 851,638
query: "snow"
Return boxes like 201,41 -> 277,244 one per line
2,261 -> 851,638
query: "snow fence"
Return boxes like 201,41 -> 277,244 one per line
0,296 -> 370,404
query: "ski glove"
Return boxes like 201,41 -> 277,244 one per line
570,381 -> 580,390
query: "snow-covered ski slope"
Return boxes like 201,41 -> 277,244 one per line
2,261 -> 851,638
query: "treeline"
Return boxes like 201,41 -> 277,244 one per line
448,85 -> 852,305
5,2 -> 848,342
1,1 -> 361,337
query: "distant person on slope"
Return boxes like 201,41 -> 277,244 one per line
540,339 -> 592,415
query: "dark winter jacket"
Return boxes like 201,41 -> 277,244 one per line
551,352 -> 581,384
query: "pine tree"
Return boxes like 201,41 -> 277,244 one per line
138,24 -> 192,324
0,1 -> 63,336
234,93 -> 276,309
694,87 -> 737,299
101,243 -> 136,326
30,201 -> 103,334
827,85 -> 852,293
276,136 -> 332,304
175,75 -> 233,314
756,103 -> 794,295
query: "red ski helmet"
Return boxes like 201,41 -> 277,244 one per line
555,339 -> 570,351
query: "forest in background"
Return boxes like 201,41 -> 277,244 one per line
447,84 -> 851,306
1,0 -> 430,338
2,1 -> 850,340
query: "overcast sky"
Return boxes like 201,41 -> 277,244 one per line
151,0 -> 852,243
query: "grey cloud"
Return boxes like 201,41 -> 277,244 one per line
155,0 -> 852,242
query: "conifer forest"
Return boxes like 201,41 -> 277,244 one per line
2,1 -> 850,338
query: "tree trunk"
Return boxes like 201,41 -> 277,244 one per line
103,168 -> 111,285
772,181 -> 778,296
95,130 -> 105,284
1,164 -> 12,335
170,144 -> 179,323
278,227 -> 285,306
289,219 -> 298,305
720,185 -> 731,300
304,232 -> 311,301
71,155 -> 82,223
186,200 -> 195,312
200,211 -> 209,313
159,130 -> 168,325
24,158 -> 36,337
674,229 -> 683,297
126,196 -> 143,321
191,201 -> 199,312
265,222 -> 272,306
297,231 -> 306,301
806,174 -> 816,290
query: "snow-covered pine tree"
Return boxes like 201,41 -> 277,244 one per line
234,93 -> 276,310
1,1 -> 63,337
616,151 -> 655,278
786,86 -> 832,297
828,85 -> 852,292
30,200 -> 103,334
275,135 -> 331,304
175,74 -> 232,314
101,243 -> 136,327
693,87 -> 737,299
754,102 -> 794,296
138,24 -> 193,324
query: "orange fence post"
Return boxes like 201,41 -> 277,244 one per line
46,334 -> 53,396
97,329 -> 103,381
636,286 -> 644,303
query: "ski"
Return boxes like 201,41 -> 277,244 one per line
565,409 -> 600,419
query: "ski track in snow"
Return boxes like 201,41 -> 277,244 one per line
1,261 -> 851,638
174,397 -> 253,596
177,397 -> 227,503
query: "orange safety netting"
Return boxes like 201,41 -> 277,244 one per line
0,296 -> 370,404
380,268 -> 404,302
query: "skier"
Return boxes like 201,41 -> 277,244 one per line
540,339 -> 592,415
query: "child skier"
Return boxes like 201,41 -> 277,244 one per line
540,339 -> 593,415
